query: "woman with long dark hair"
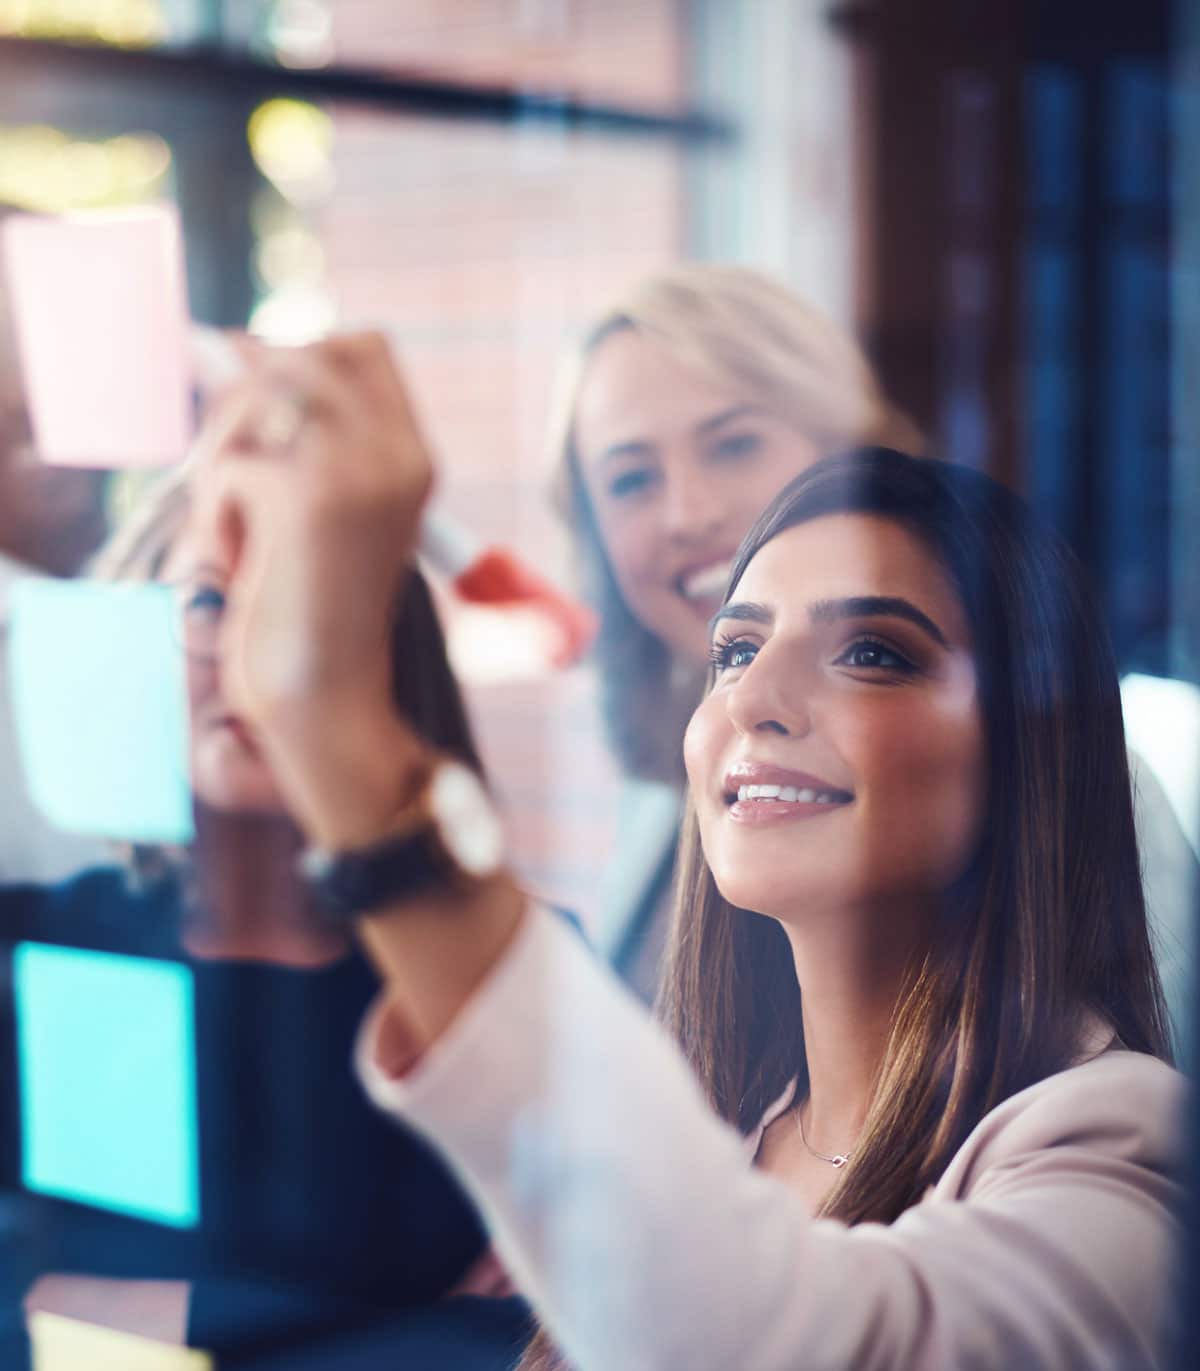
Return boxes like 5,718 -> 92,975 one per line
197,336 -> 1183,1371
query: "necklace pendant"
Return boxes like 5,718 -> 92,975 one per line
830,1154 -> 849,1169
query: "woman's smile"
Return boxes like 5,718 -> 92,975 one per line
675,553 -> 739,622
723,761 -> 854,824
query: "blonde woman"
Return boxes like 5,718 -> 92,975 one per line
0,470 -> 527,1366
547,265 -> 919,995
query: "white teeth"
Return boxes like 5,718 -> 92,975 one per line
682,560 -> 733,601
734,783 -> 845,805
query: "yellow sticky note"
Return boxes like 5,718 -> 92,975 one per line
29,1311 -> 213,1371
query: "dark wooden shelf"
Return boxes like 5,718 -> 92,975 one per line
0,36 -> 736,143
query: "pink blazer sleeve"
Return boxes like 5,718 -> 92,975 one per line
357,905 -> 1186,1371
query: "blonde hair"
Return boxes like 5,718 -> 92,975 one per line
87,464 -> 195,887
88,464 -> 192,584
547,262 -> 921,781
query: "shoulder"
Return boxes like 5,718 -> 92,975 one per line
43,865 -> 160,916
939,1050 -> 1187,1201
1,865 -> 177,951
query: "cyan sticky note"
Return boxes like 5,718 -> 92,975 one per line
9,578 -> 194,844
14,942 -> 200,1228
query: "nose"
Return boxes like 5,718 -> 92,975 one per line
724,646 -> 813,740
662,468 -> 724,546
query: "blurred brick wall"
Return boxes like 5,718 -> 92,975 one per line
311,2 -> 689,924
325,0 -> 686,108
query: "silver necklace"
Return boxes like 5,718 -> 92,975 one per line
796,1104 -> 854,1169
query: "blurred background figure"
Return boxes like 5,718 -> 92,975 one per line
0,199 -> 110,882
3,468 -> 527,1369
547,263 -> 919,998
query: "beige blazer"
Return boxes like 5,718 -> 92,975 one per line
360,904 -> 1187,1371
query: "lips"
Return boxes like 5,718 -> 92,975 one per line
216,715 -> 259,752
675,556 -> 736,608
721,760 -> 853,823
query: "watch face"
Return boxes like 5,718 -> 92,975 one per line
429,762 -> 505,878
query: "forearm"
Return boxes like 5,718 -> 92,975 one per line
357,905 -> 818,1371
259,691 -> 527,1053
355,876 -> 527,1058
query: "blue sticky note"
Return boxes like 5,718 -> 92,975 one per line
14,942 -> 200,1228
9,578 -> 194,843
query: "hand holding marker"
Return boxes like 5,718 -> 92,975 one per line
192,327 -> 595,681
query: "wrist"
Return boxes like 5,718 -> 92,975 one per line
258,692 -> 430,851
299,752 -> 506,925
357,874 -> 528,1050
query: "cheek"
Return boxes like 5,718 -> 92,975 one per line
184,660 -> 224,767
855,701 -> 986,882
682,696 -> 722,790
185,659 -> 215,731
682,696 -> 736,844
594,508 -> 657,594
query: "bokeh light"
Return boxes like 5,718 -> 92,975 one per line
0,125 -> 172,212
0,0 -> 166,47
246,97 -> 335,204
266,0 -> 333,70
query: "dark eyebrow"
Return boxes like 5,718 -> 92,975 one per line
709,595 -> 949,648
693,404 -> 762,438
709,600 -> 774,635
810,596 -> 949,648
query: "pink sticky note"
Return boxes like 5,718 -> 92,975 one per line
1,204 -> 192,468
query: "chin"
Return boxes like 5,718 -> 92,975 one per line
192,731 -> 288,818
707,844 -> 856,923
192,768 -> 287,819
709,865 -> 797,919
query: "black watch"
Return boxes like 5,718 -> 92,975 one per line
298,760 -> 505,921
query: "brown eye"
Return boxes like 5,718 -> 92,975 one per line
835,638 -> 915,673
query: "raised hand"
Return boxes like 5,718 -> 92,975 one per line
189,332 -> 434,848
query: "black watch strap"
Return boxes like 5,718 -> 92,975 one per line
299,830 -> 446,922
